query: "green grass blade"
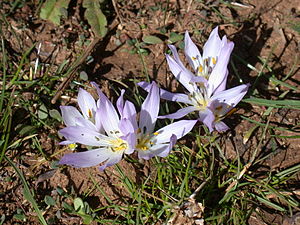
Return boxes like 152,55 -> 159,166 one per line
4,155 -> 48,225
243,98 -> 300,109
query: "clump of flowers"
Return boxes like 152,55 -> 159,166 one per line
59,82 -> 196,170
59,83 -> 136,171
58,27 -> 248,170
139,26 -> 249,132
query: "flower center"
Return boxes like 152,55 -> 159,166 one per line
109,138 -> 128,152
136,132 -> 158,151
189,88 -> 209,110
192,56 -> 217,79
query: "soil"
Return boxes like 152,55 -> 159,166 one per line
0,0 -> 299,224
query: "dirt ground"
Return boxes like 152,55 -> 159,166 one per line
1,0 -> 300,224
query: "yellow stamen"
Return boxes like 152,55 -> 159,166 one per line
198,65 -> 203,73
153,132 -> 159,136
110,138 -> 128,152
192,56 -> 197,60
136,135 -> 152,151
212,57 -> 216,65
88,109 -> 93,118
68,143 -> 77,150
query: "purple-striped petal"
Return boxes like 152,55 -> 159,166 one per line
123,100 -> 138,130
77,88 -> 97,119
156,134 -> 177,157
207,41 -> 234,96
165,54 -> 196,93
212,69 -> 228,94
210,84 -> 249,113
119,118 -> 134,136
215,121 -> 229,132
168,44 -> 188,71
75,117 -> 97,131
60,106 -> 83,127
154,120 -> 197,144
138,134 -> 176,160
59,140 -> 74,145
158,106 -> 198,119
138,81 -> 192,104
117,89 -> 125,116
139,82 -> 160,134
98,93 -> 120,134
59,148 -> 114,168
123,132 -> 136,155
94,107 -> 103,133
59,126 -> 107,146
198,109 -> 215,132
98,151 -> 123,171
184,31 -> 202,72
203,27 -> 222,60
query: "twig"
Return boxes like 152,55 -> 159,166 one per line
230,2 -> 255,9
51,20 -> 119,104
111,0 -> 123,25
51,36 -> 101,104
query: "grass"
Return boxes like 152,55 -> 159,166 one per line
1,0 -> 300,224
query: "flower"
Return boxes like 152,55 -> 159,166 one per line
59,87 -> 101,146
138,27 -> 249,132
171,27 -> 235,95
59,84 -> 135,171
123,82 -> 197,160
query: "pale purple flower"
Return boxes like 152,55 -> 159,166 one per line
59,84 -> 135,171
120,82 -> 197,160
138,28 -> 249,132
139,81 -> 248,132
59,88 -> 101,146
171,27 -> 235,95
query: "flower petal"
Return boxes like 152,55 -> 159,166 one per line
123,132 -> 136,155
215,121 -> 229,132
138,134 -> 176,160
139,82 -> 160,134
60,106 -> 83,127
123,100 -> 138,130
213,69 -> 228,94
77,88 -> 97,119
207,41 -> 234,96
166,54 -> 196,93
98,93 -> 120,134
198,108 -> 215,132
156,134 -> 177,157
98,151 -> 123,171
168,44 -> 188,71
138,81 -> 192,104
59,148 -> 112,168
119,118 -> 134,136
154,120 -> 197,143
184,31 -> 202,72
59,140 -> 74,145
59,126 -> 108,146
158,106 -> 198,120
75,117 -> 97,131
210,84 -> 249,115
94,107 -> 104,133
203,27 -> 222,60
117,89 -> 125,116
